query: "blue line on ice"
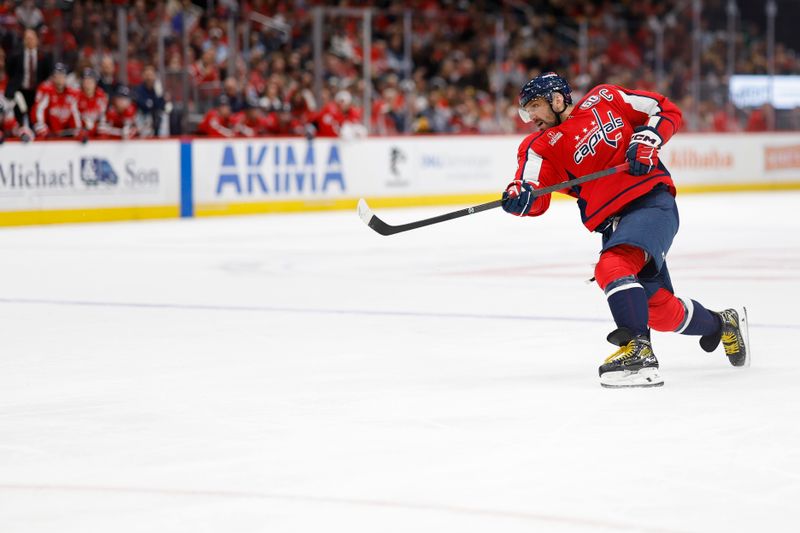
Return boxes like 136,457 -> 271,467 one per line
0,297 -> 796,330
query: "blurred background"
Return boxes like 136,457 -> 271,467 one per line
2,4 -> 800,531
1,0 -> 798,141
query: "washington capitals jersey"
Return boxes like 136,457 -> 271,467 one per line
513,84 -> 682,231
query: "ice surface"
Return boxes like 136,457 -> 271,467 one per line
1,192 -> 799,533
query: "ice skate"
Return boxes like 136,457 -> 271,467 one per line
599,328 -> 664,388
700,307 -> 750,367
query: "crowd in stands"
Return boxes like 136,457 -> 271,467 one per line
0,0 -> 798,142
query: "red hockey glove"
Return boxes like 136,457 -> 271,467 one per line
625,126 -> 663,176
502,180 -> 535,216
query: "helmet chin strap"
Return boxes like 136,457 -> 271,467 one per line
549,99 -> 568,126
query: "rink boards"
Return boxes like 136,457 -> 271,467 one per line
1,133 -> 800,225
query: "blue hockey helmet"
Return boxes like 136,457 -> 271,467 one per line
518,72 -> 572,124
519,72 -> 573,107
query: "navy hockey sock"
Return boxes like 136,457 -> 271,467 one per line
605,275 -> 649,337
675,299 -> 721,336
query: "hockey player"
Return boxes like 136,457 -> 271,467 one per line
0,94 -> 30,142
230,99 -> 270,137
197,95 -> 236,138
311,90 -> 364,138
502,72 -> 750,388
263,102 -> 305,136
99,85 -> 137,139
76,69 -> 108,139
32,63 -> 81,138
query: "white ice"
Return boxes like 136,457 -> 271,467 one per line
1,192 -> 799,533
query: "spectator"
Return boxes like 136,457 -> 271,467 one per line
222,76 -> 244,113
97,55 -> 120,98
33,63 -> 81,138
133,65 -> 166,137
371,85 -> 403,135
197,94 -> 235,137
745,104 -> 770,132
77,69 -> 108,139
411,95 -> 434,134
203,26 -> 228,67
260,80 -> 283,113
606,31 -> 643,70
100,85 -> 137,139
192,48 -> 221,86
5,28 -> 53,123
288,88 -> 315,128
711,103 -> 741,133
15,0 -> 43,30
0,48 -> 7,95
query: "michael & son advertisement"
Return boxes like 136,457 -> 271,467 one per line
0,140 -> 180,213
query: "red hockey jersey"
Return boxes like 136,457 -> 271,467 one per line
197,109 -> 236,137
77,88 -> 108,138
263,112 -> 304,136
312,102 -> 362,137
100,103 -> 137,139
33,81 -> 81,136
230,111 -> 271,137
513,84 -> 682,231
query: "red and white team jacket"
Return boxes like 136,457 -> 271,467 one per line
100,103 -> 138,139
77,88 -> 108,138
230,111 -> 271,137
513,84 -> 682,231
197,109 -> 236,137
0,96 -> 20,136
33,81 -> 82,137
312,102 -> 362,137
263,112 -> 304,136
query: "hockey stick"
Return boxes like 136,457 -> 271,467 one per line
357,163 -> 629,236
13,91 -> 29,127
12,91 -> 36,143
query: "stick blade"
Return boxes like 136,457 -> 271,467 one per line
356,198 -> 396,236
357,198 -> 374,225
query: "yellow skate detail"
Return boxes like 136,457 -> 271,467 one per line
603,341 -> 647,364
721,332 -> 740,356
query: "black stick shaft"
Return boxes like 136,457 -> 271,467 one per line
360,163 -> 629,236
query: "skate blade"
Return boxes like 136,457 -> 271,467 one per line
600,367 -> 664,388
737,306 -> 751,368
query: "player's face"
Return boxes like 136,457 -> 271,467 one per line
82,77 -> 96,94
521,98 -> 557,131
53,72 -> 66,90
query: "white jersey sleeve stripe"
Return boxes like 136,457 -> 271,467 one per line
618,90 -> 662,116
521,148 -> 543,185
36,93 -> 49,126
